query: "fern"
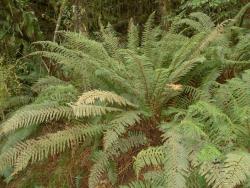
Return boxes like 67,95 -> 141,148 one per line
75,90 -> 136,107
71,104 -> 123,118
31,76 -> 67,93
133,147 -> 165,177
103,111 -> 141,150
89,132 -> 147,188
1,9 -> 250,188
0,124 -> 103,176
0,95 -> 33,111
201,151 -> 250,188
128,18 -> 139,51
162,131 -> 189,188
0,103 -> 73,136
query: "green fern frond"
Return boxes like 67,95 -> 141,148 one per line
188,143 -> 221,168
71,104 -> 122,118
75,90 -> 136,107
107,160 -> 118,186
133,147 -> 165,178
163,131 -> 189,188
187,101 -> 238,146
119,49 -> 153,101
103,111 -> 141,150
170,32 -> 206,66
0,95 -> 33,111
143,171 -> 165,186
0,124 -> 103,176
28,51 -> 85,68
128,18 -> 139,51
100,22 -> 120,59
173,12 -> 214,33
88,151 -> 110,188
0,103 -> 73,136
32,76 -> 66,93
169,56 -> 206,83
201,151 -> 250,188
177,119 -> 207,140
158,34 -> 189,67
34,85 -> 78,104
33,41 -> 84,59
12,125 -> 102,175
107,131 -> 147,158
174,18 -> 205,32
190,12 -> 215,29
142,12 -> 156,61
89,132 -> 147,188
57,31 -> 110,61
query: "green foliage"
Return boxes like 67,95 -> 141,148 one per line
180,0 -> 245,22
0,6 -> 250,188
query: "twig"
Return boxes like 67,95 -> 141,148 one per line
53,0 -> 68,42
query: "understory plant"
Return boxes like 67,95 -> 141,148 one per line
0,3 -> 250,187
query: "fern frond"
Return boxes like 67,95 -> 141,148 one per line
100,23 -> 120,59
143,171 -> 165,186
189,12 -> 215,29
133,147 -> 165,178
187,101 -> 238,146
0,95 -> 33,111
32,76 -> 66,93
142,12 -> 156,60
71,104 -> 122,118
107,131 -> 147,158
128,18 -> 139,51
119,49 -> 153,101
107,160 -> 118,186
33,41 -> 84,59
163,130 -> 189,188
174,18 -> 205,32
169,56 -> 206,83
0,103 -> 73,136
103,111 -> 141,150
177,119 -> 207,140
89,132 -> 147,188
34,84 -> 78,104
88,151 -> 110,188
57,31 -> 110,61
0,124 -> 103,176
196,144 -> 222,164
75,90 -> 136,107
170,32 -> 206,67
201,151 -> 250,188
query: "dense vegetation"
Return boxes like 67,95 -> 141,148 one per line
0,0 -> 250,187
